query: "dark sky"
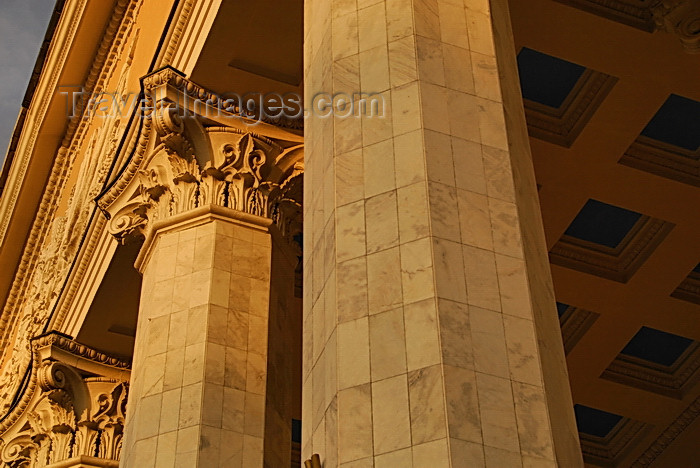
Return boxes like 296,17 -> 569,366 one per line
0,0 -> 56,168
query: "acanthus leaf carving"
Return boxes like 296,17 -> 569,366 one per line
0,434 -> 37,468
0,334 -> 130,467
90,381 -> 128,461
269,162 -> 304,247
153,100 -> 194,160
100,75 -> 304,244
27,385 -> 78,465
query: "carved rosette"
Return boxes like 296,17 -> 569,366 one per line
0,334 -> 130,467
98,67 -> 304,247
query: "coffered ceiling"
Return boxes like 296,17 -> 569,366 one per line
509,0 -> 700,465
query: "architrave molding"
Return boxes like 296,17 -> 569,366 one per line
169,0 -> 223,75
50,220 -> 118,338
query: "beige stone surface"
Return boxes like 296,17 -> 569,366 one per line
2,0 -> 700,466
122,214 -> 272,468
303,0 -> 583,466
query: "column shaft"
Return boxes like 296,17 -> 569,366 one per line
121,208 -> 272,468
303,0 -> 583,466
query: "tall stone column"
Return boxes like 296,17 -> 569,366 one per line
303,0 -> 583,467
98,69 -> 304,468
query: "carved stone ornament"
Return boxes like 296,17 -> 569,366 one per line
652,0 -> 700,53
96,66 -> 304,247
554,0 -> 700,52
0,0 -> 141,422
0,332 -> 130,468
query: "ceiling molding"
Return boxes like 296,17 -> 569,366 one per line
559,304 -> 600,354
555,0 -> 700,52
620,136 -> 699,188
550,216 -> 674,283
554,0 -> 656,31
601,342 -> 700,399
671,268 -> 700,305
524,69 -> 617,148
580,417 -> 651,467
630,394 -> 700,467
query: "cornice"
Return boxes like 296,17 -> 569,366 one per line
0,0 -> 81,242
169,0 -> 223,75
158,0 -> 195,68
0,0 -> 65,198
0,0 -> 137,342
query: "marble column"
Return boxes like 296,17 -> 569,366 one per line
121,206 -> 273,468
97,70 -> 305,468
303,0 -> 584,466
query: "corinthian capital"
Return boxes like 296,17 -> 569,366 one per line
0,333 -> 130,467
96,67 -> 304,245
